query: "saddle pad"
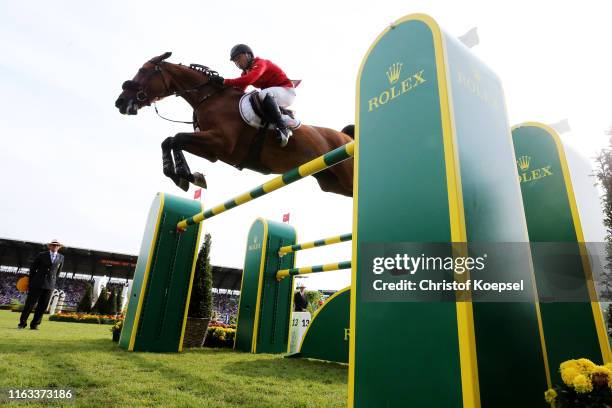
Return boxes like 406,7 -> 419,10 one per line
239,91 -> 301,130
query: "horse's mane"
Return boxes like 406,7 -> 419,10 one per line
185,63 -> 220,79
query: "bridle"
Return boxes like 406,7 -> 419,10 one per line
121,61 -> 224,124
121,62 -> 171,105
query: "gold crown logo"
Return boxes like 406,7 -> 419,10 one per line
386,62 -> 403,84
517,156 -> 531,171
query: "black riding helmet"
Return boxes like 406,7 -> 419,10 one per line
230,44 -> 253,61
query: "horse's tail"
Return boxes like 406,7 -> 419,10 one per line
341,124 -> 354,139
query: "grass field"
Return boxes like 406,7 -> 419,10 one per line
0,310 -> 347,407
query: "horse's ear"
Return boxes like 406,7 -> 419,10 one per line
150,51 -> 172,64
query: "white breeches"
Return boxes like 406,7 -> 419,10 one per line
259,87 -> 296,107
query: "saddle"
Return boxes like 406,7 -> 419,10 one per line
248,92 -> 296,122
238,91 -> 300,131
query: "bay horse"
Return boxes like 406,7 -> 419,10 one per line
114,52 -> 354,197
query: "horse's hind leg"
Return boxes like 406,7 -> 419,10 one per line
312,169 -> 353,197
161,137 -> 189,191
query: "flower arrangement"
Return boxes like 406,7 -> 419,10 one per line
208,321 -> 236,329
545,358 -> 612,407
203,326 -> 236,348
49,312 -> 123,325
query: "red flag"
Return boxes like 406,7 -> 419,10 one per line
194,188 -> 202,200
282,213 -> 290,223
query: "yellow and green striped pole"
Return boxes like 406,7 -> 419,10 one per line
276,261 -> 352,281
177,142 -> 354,231
278,233 -> 352,256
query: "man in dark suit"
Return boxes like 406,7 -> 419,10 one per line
293,283 -> 309,312
18,239 -> 64,330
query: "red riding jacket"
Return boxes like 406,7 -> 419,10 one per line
224,57 -> 293,91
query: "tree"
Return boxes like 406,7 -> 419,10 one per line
108,289 -> 118,315
595,135 -> 612,301
116,288 -> 124,313
305,290 -> 323,314
92,287 -> 109,315
188,233 -> 213,319
77,283 -> 93,313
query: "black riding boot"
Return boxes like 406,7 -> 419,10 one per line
261,94 -> 292,147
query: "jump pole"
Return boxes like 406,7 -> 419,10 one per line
276,261 -> 352,280
278,233 -> 352,256
177,142 -> 354,230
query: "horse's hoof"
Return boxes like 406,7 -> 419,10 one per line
192,172 -> 207,189
178,178 -> 190,192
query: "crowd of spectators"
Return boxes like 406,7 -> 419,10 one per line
212,292 -> 239,324
3,270 -> 239,320
0,271 -> 26,304
0,271 -> 93,307
55,277 -> 92,307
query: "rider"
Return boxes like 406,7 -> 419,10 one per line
223,44 -> 296,147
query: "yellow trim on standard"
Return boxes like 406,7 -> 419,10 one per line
297,286 -> 350,353
178,200 -> 205,352
519,121 -> 612,363
128,193 -> 166,351
251,219 -> 270,353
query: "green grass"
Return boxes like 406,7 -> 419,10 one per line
0,310 -> 347,407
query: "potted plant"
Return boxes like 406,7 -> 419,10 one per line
111,319 -> 123,342
545,358 -> 612,407
183,234 -> 213,348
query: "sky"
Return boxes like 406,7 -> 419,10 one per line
1,1 -> 611,290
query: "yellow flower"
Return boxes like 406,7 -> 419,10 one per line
575,358 -> 596,373
572,374 -> 593,394
561,367 -> 580,386
544,389 -> 557,404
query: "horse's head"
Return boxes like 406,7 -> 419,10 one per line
115,52 -> 174,115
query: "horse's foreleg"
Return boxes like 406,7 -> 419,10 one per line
161,137 -> 189,191
171,132 -> 223,189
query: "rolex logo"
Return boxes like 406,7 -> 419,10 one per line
386,62 -> 403,85
517,155 -> 554,184
516,156 -> 531,171
248,235 -> 261,251
368,67 -> 426,112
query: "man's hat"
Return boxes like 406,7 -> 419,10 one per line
47,239 -> 62,246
